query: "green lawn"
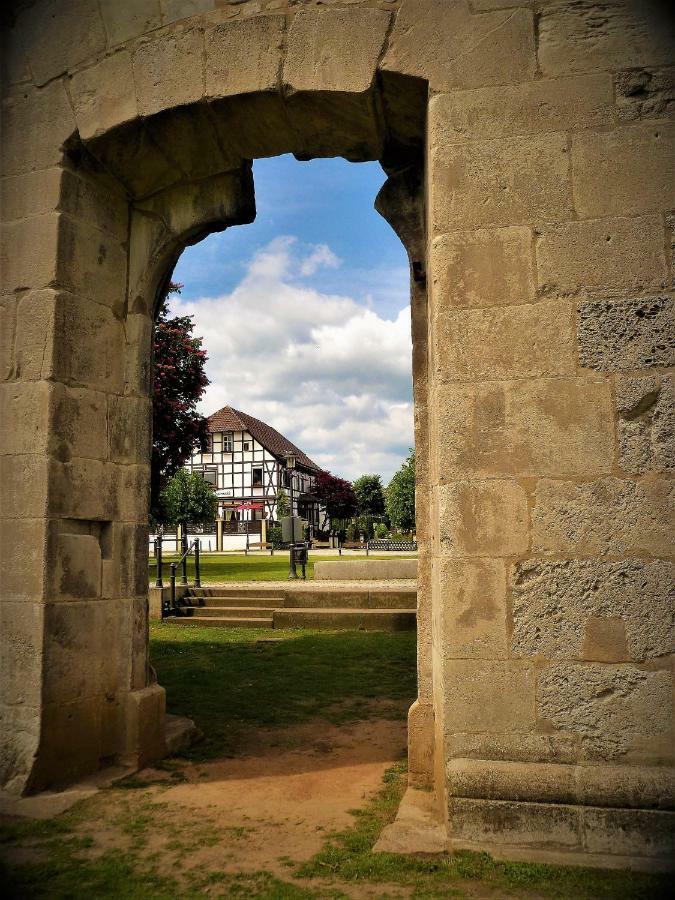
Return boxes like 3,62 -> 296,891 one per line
150,622 -> 417,758
150,552 -> 416,583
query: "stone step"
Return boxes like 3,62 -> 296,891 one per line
314,558 -> 417,580
274,607 -> 416,631
188,605 -> 277,618
188,591 -> 284,609
169,615 -> 274,628
186,587 -> 415,609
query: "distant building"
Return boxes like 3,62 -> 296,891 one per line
184,405 -> 325,547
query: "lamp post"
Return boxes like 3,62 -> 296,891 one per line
284,451 -> 298,580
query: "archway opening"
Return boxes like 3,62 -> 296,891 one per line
145,156 -> 420,851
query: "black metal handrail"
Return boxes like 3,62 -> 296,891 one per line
152,535 -> 201,618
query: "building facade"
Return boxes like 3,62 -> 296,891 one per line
185,405 -> 324,539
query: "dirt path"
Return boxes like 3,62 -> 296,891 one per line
137,714 -> 408,877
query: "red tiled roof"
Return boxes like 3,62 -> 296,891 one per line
206,405 -> 321,472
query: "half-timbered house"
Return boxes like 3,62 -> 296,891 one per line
185,405 -> 324,545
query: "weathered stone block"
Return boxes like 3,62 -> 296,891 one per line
437,558 -> 508,659
0,382 -> 52,456
205,14 -> 283,98
33,696 -> 104,790
538,0 -> 674,76
99,0 -> 162,46
0,519 -> 47,603
582,807 -> 675,859
0,455 -> 49,519
42,601 -> 109,703
59,170 -> 129,241
430,130 -> 572,231
437,480 -> 529,557
0,215 -> 60,293
447,758 -> 578,806
433,300 -> 575,381
48,459 -> 117,521
129,594 -> 150,690
122,684 -> 166,769
284,7 -> 389,95
616,375 -> 674,474
572,122 -> 675,218
69,51 -> 139,140
445,659 -> 537,732
0,601 -> 43,707
0,295 -> 17,381
382,0 -> 535,91
133,25 -> 204,116
436,379 -> 614,479
0,83 -> 76,177
16,289 -> 123,391
56,215 -> 128,316
135,168 -> 254,250
0,25 -> 31,95
532,477 -> 673,557
434,75 -> 613,142
615,67 -> 675,122
431,228 -> 534,310
0,704 -> 41,796
282,7 -> 390,160
208,91 -> 296,161
50,532 -> 102,602
13,0 -> 107,86
511,559 -> 673,663
87,121 -> 184,199
536,216 -> 667,298
448,797 -> 582,851
1,169 -> 62,223
118,465 -> 152,524
146,103 -> 239,180
162,1 -> 214,26
124,313 -> 154,398
51,384 -> 109,463
537,663 -> 672,761
577,296 -> 674,371
108,396 -> 152,466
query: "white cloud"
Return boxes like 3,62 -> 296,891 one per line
169,238 -> 413,482
299,243 -> 341,276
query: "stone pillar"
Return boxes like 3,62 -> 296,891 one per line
216,518 -> 224,552
260,517 -> 267,547
422,11 -> 674,865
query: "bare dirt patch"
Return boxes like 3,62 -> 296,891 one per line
136,714 -> 408,876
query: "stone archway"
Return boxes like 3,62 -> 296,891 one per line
2,0 -> 673,871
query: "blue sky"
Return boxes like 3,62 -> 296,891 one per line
170,154 -> 413,483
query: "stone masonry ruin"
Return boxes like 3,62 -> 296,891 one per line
1,0 -> 673,871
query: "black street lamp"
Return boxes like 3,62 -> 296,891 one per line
284,452 -> 298,580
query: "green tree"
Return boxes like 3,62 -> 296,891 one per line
352,474 -> 386,516
275,487 -> 290,520
385,451 -> 416,534
160,469 -> 218,535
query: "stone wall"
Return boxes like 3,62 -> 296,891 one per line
1,0 -> 673,869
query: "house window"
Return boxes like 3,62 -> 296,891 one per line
252,467 -> 263,487
223,433 -> 233,452
243,442 -> 250,451
201,470 -> 217,487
